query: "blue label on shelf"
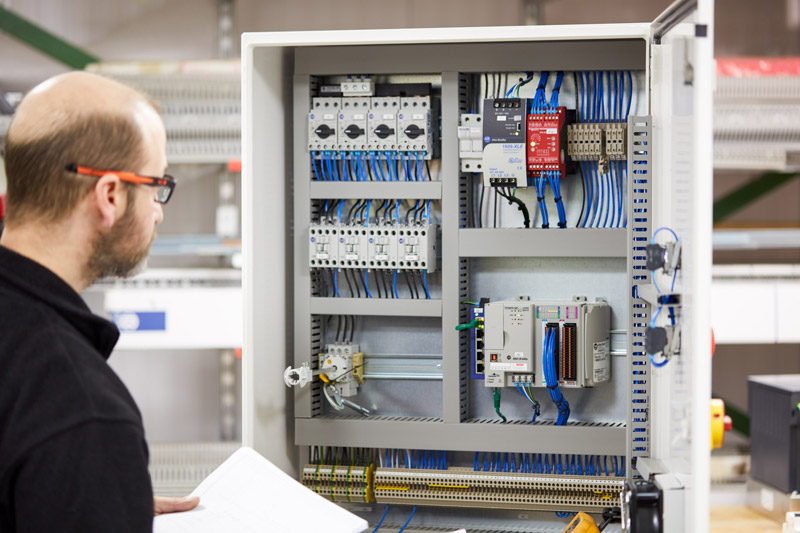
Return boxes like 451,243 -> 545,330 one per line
111,311 -> 166,332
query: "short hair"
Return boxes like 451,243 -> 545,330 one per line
3,111 -> 148,226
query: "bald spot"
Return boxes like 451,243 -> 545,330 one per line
8,71 -> 155,147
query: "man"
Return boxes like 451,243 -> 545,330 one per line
0,72 -> 198,531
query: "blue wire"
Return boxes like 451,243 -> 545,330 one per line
422,271 -> 430,299
364,269 -> 373,298
334,269 -> 340,298
415,151 -> 422,181
332,150 -> 341,182
364,200 -> 373,226
626,71 -> 633,119
371,505 -> 389,533
393,269 -> 399,298
340,151 -> 349,181
311,151 -> 319,181
397,506 -> 417,533
370,151 -> 380,181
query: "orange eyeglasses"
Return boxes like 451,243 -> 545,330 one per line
66,164 -> 176,204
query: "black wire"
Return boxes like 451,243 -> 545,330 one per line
414,199 -> 426,221
477,185 -> 485,228
343,268 -> 354,297
351,270 -> 362,298
335,314 -> 342,343
493,189 -> 499,228
384,271 -> 394,298
483,73 -> 488,100
426,160 -> 432,181
404,270 -> 415,298
496,188 -> 531,228
375,269 -> 384,298
411,271 -> 420,299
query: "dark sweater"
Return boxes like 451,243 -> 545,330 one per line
0,245 -> 152,532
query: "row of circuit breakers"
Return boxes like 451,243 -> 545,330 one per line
306,297 -> 611,407
307,86 -> 627,186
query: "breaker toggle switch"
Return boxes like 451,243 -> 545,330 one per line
344,124 -> 366,139
373,124 -> 395,139
403,124 -> 424,139
314,124 -> 335,139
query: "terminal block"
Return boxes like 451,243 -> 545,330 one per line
397,96 -> 434,157
319,343 -> 363,397
309,223 -> 339,268
566,122 -> 628,174
338,97 -> 370,151
373,467 -> 624,512
458,113 -> 484,173
302,463 -> 375,503
481,296 -> 611,388
526,107 -> 566,176
341,76 -> 374,96
308,97 -> 340,151
337,226 -> 369,268
368,97 -> 400,151
482,98 -> 529,188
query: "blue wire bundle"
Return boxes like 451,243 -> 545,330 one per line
547,171 -> 567,228
543,327 -> 570,425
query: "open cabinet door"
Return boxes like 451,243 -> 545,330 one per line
649,1 -> 714,532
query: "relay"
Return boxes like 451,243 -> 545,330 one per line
527,107 -> 566,176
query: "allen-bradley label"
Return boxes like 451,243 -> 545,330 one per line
593,339 -> 610,382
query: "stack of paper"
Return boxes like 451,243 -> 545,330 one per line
153,447 -> 368,533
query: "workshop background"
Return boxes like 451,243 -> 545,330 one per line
1,1 -> 798,531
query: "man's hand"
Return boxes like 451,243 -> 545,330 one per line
153,496 -> 200,516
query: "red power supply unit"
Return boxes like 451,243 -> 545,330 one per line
526,107 -> 566,177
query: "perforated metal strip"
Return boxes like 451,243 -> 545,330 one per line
626,115 -> 653,479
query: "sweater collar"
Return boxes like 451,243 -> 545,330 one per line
0,245 -> 119,358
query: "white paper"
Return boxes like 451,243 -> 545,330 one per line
153,446 -> 368,533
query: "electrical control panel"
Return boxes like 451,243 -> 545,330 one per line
246,12 -> 714,532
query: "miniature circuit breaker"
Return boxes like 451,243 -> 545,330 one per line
368,97 -> 400,152
338,97 -> 370,151
482,98 -> 529,187
481,297 -> 610,388
308,97 -> 340,151
398,96 -> 434,158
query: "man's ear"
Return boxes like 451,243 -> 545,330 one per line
92,173 -> 126,229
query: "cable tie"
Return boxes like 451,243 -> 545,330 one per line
537,196 -> 545,202
547,385 -> 558,390
553,196 -> 562,202
558,222 -> 567,228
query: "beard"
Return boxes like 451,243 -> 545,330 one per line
85,194 -> 155,283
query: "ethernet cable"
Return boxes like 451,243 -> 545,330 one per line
493,387 -> 507,422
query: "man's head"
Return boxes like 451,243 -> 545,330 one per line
2,71 -> 167,286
